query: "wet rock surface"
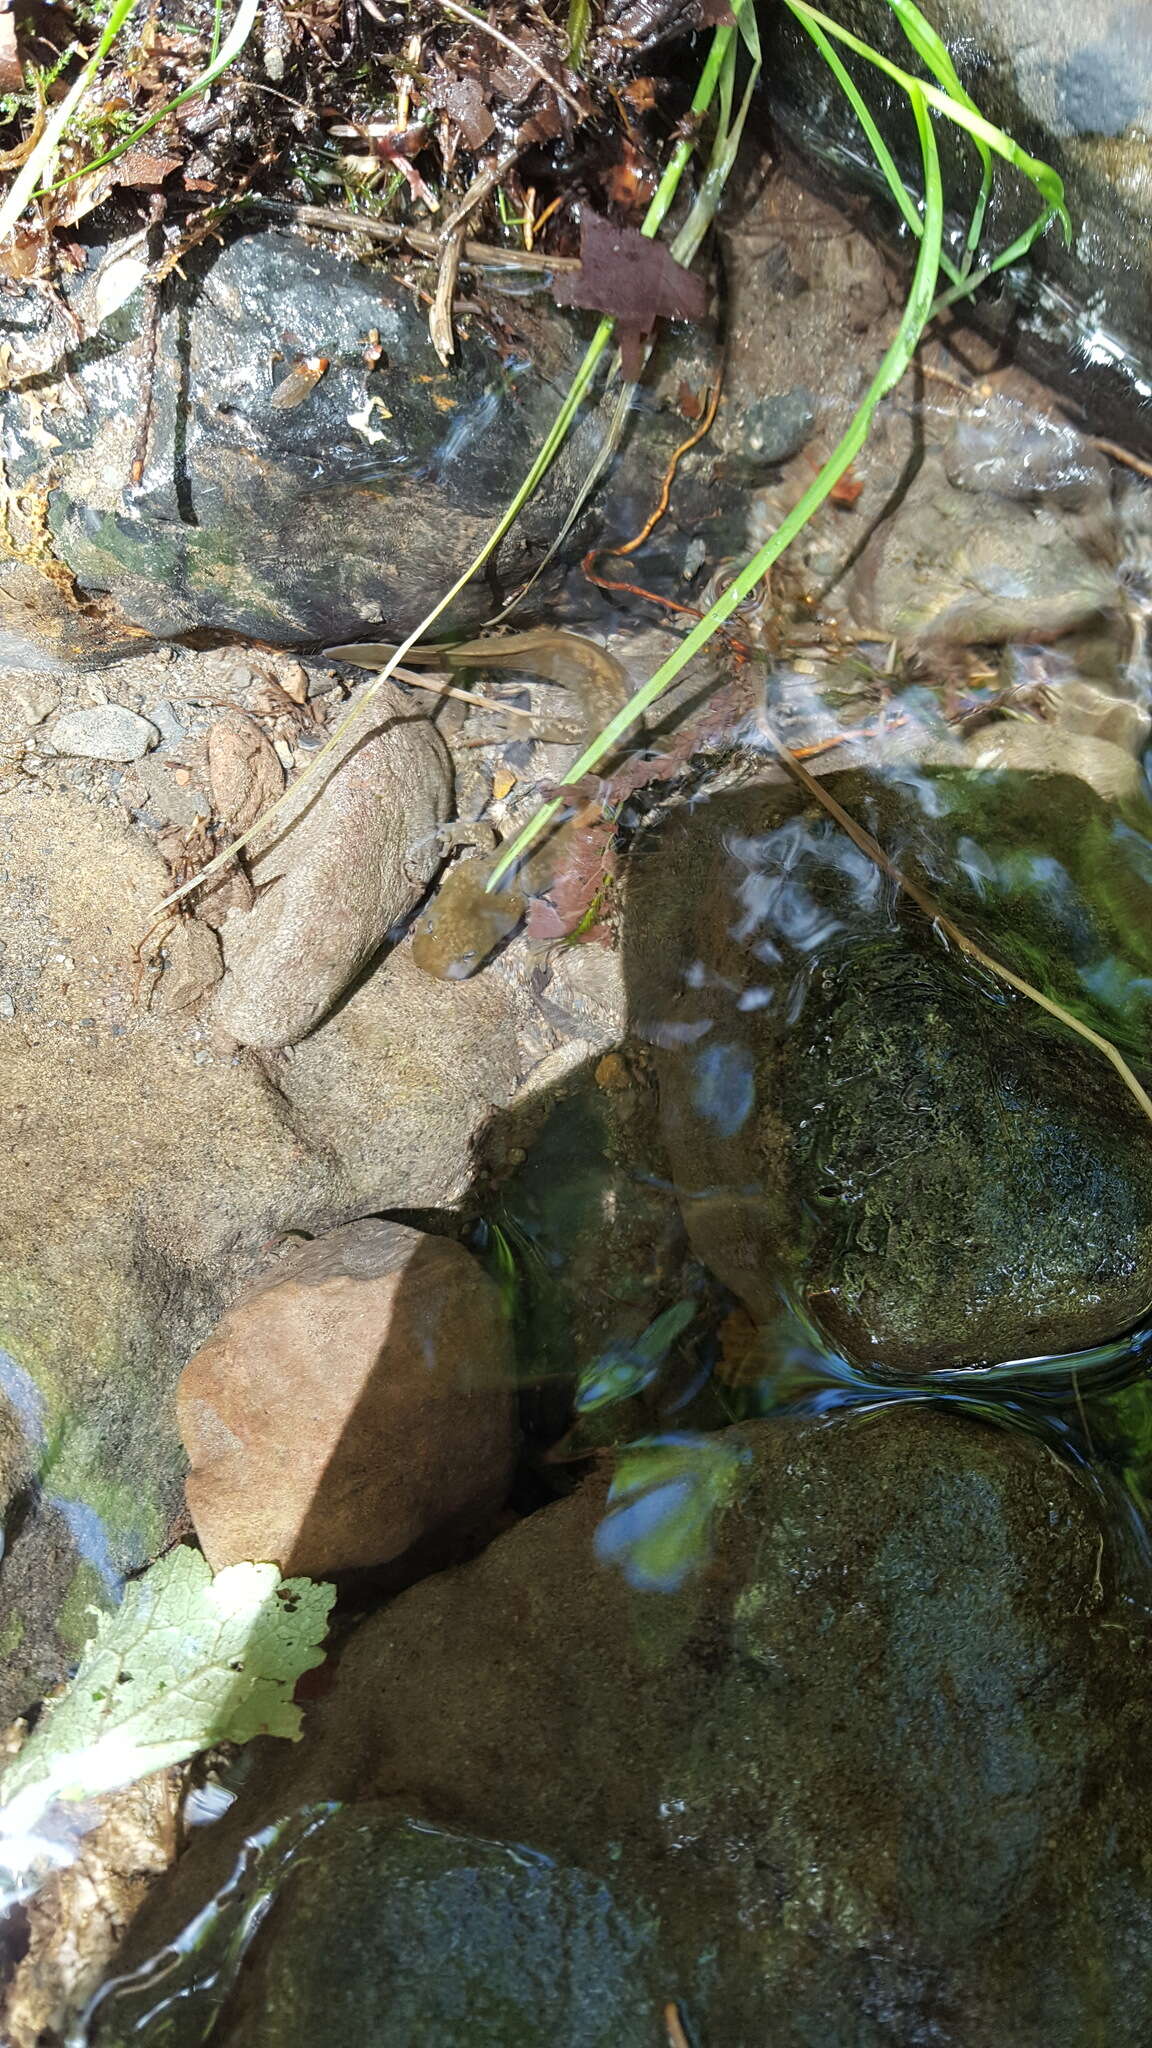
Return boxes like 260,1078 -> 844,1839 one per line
179,1219 -> 517,1578
94,1407 -> 1152,2047
112,1811 -> 669,2048
2,229 -> 700,652
765,0 -> 1152,448
626,767 -> 1152,1376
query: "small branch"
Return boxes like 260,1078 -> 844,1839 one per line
1092,435 -> 1152,482
430,226 -> 466,363
438,144 -> 522,239
431,144 -> 522,360
433,0 -> 587,118
126,192 -> 166,493
243,195 -> 581,274
392,664 -> 538,718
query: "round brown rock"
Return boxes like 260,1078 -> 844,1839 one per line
178,1219 -> 517,1577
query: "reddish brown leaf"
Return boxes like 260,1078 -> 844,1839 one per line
0,228 -> 44,281
829,467 -> 865,507
619,76 -> 659,114
524,815 -> 616,945
551,211 -> 707,373
268,355 -> 330,410
426,68 -> 495,151
600,140 -> 656,219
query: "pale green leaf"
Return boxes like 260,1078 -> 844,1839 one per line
0,1549 -> 334,1837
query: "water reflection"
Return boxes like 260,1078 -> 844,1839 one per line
582,1286 -> 1152,1598
594,1433 -> 751,1593
76,1805 -> 342,2047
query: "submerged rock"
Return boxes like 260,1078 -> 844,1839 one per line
179,1219 -> 517,1578
626,766 -> 1152,1376
92,1407 -> 1152,2047
854,452 -> 1118,652
97,1811 -> 670,2048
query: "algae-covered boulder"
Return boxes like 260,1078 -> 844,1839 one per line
626,766 -> 1152,1377
90,1408 -> 1152,2046
90,1810 -> 670,2048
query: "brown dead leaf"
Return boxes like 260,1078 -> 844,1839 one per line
523,813 -> 616,946
426,65 -> 495,151
599,140 -> 656,219
619,76 -> 659,114
113,143 -> 182,189
208,715 -> 285,835
0,227 -> 44,281
552,210 -> 707,378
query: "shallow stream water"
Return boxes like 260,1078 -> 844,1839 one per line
10,154 -> 1152,2047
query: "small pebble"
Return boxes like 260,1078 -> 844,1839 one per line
13,682 -> 59,727
0,994 -> 14,1020
146,699 -> 185,746
50,705 -> 159,762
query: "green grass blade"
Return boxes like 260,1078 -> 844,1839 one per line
39,0 -> 261,193
789,6 -> 964,288
152,9 -> 754,914
0,0 -> 139,240
785,0 -> 1069,234
567,0 -> 591,69
672,22 -> 762,269
882,0 -> 992,257
930,204 -> 1059,311
489,85 -> 946,887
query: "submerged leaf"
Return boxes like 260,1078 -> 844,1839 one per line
576,1299 -> 699,1413
0,1549 -> 334,1838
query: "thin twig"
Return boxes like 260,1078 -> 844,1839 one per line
433,0 -> 587,117
127,192 -> 166,492
430,227 -> 466,363
243,195 -> 581,273
611,372 -> 724,557
393,664 -> 538,717
431,144 -> 522,360
582,549 -> 754,652
437,142 -> 522,240
1092,436 -> 1152,482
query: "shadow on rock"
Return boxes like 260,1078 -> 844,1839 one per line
64,744 -> 1152,2047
